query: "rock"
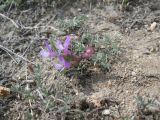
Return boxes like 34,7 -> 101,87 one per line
131,71 -> 137,76
77,8 -> 82,12
149,22 -> 157,31
102,109 -> 110,115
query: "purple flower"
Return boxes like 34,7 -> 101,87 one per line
40,40 -> 55,58
55,35 -> 71,55
40,36 -> 71,71
53,55 -> 71,70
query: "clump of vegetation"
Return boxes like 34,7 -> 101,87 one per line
133,96 -> 160,119
52,16 -> 119,77
0,0 -> 23,11
90,34 -> 119,71
39,31 -> 120,78
10,64 -> 81,119
56,16 -> 87,32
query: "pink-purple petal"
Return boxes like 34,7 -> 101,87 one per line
53,63 -> 63,70
43,40 -> 56,57
55,40 -> 64,51
58,55 -> 71,69
64,35 -> 70,49
58,55 -> 65,63
64,60 -> 71,68
64,50 -> 71,55
45,41 -> 52,51
39,50 -> 50,57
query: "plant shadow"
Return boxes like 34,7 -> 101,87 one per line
78,71 -> 123,95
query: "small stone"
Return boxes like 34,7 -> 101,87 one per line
57,31 -> 66,36
25,84 -> 30,91
149,22 -> 157,31
135,28 -> 138,30
102,109 -> 110,115
100,45 -> 105,49
77,8 -> 82,12
142,48 -> 150,55
70,7 -> 77,16
131,71 -> 136,76
131,77 -> 137,83
126,90 -> 129,94
107,80 -> 112,88
144,24 -> 148,28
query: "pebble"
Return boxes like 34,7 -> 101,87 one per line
131,71 -> 137,76
102,109 -> 110,115
77,8 -> 82,12
149,22 -> 157,31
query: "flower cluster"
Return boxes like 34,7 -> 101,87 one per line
40,35 -> 94,71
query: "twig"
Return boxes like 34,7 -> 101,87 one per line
20,25 -> 59,32
0,44 -> 36,65
0,13 -> 19,28
51,95 -> 67,106
36,89 -> 44,101
4,48 -> 19,64
68,109 -> 86,119
86,106 -> 105,117
18,40 -> 34,64
7,1 -> 14,15
21,80 -> 35,85
45,15 -> 57,26
29,99 -> 34,117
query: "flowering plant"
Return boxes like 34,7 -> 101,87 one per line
40,35 -> 94,71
